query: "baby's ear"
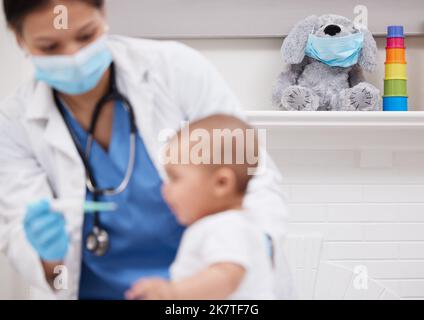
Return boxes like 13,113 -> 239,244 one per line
358,28 -> 378,73
213,167 -> 238,196
281,15 -> 319,65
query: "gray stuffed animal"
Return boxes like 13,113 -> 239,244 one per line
273,14 -> 380,111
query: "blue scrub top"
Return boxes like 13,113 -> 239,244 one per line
58,100 -> 185,300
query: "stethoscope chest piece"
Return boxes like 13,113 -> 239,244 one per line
86,226 -> 109,256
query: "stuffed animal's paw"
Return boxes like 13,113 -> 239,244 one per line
342,83 -> 380,111
281,86 -> 319,111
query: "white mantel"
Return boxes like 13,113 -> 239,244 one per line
248,111 -> 424,150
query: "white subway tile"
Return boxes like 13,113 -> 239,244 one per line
380,280 -> 424,298
378,280 -> 401,296
327,204 -> 392,222
335,261 -> 424,279
288,204 -> 327,222
327,204 -> 424,222
363,224 -> 424,241
288,223 -> 363,241
273,163 -> 424,185
398,243 -> 424,259
363,185 -> 424,203
321,241 -> 424,260
322,242 -> 399,260
290,185 -> 363,203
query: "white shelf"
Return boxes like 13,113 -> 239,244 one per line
246,111 -> 424,152
247,111 -> 424,128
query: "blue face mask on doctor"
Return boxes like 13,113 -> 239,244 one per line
31,35 -> 113,95
305,31 -> 364,68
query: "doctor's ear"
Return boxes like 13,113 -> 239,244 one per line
14,35 -> 31,57
14,33 -> 27,53
281,15 -> 319,65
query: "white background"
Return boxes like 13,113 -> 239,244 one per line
1,3 -> 424,299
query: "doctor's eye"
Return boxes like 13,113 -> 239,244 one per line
78,32 -> 95,42
40,43 -> 59,53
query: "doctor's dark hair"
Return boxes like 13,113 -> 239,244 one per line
3,0 -> 104,31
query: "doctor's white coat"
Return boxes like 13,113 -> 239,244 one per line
0,36 -> 290,299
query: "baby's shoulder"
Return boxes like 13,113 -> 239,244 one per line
191,210 -> 251,232
183,210 -> 262,248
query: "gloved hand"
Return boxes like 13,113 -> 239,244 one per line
24,199 -> 69,262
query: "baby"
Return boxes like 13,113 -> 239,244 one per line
126,114 -> 275,300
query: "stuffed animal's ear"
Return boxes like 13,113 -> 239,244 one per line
358,28 -> 378,73
281,15 -> 319,65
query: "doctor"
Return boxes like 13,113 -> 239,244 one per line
0,0 -> 288,299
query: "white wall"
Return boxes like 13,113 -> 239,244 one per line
1,21 -> 424,110
1,10 -> 424,299
181,37 -> 424,111
0,12 -> 32,99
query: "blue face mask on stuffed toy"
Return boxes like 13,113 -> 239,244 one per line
305,32 -> 364,68
32,35 -> 113,95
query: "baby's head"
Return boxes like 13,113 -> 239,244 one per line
161,114 -> 259,226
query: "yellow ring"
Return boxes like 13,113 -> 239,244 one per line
385,63 -> 407,80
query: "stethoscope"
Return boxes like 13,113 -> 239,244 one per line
54,63 -> 138,256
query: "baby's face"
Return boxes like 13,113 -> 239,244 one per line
162,163 -> 215,226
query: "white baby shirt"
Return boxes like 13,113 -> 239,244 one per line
170,210 -> 275,299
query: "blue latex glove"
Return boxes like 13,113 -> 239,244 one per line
24,199 -> 69,261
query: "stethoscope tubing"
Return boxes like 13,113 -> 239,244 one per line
53,63 -> 138,255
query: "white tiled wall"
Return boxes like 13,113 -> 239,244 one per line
274,149 -> 424,299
